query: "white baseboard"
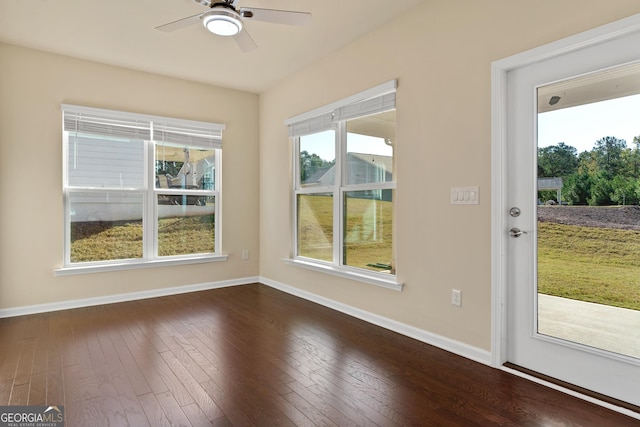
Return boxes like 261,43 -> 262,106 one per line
260,276 -> 492,366
0,276 -> 260,319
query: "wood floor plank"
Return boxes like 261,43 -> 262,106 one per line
0,380 -> 11,406
182,402 -> 214,427
8,382 -> 29,405
65,349 -> 101,401
45,342 -> 65,406
66,396 -> 106,427
154,390 -> 193,427
289,379 -> 377,427
280,390 -> 339,426
0,340 -> 22,382
106,325 -> 153,396
158,349 -> 224,421
84,328 -> 129,425
12,338 -> 36,386
0,283 -> 637,426
147,318 -> 212,384
31,316 -> 51,377
96,323 -> 152,427
28,372 -> 46,405
118,324 -> 170,395
149,352 -> 195,407
138,392 -> 173,427
112,377 -> 152,427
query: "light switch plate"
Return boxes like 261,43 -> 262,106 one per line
451,186 -> 479,205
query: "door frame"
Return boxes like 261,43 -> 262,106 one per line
490,12 -> 640,414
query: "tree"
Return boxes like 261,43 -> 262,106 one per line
563,169 -> 593,205
299,150 -> 334,183
538,142 -> 579,203
610,175 -> 639,205
538,142 -> 578,178
538,137 -> 640,206
621,135 -> 640,178
592,136 -> 627,178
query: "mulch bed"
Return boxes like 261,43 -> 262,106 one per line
538,205 -> 640,231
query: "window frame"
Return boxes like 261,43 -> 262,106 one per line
285,81 -> 403,291
56,105 -> 227,276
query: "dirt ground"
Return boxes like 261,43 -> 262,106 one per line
538,205 -> 640,231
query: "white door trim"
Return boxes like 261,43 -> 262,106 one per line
491,13 -> 640,368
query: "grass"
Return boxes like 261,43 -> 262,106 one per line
297,194 -> 393,272
538,222 -> 640,311
71,216 -> 214,262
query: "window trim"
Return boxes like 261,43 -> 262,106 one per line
286,81 -> 403,289
283,257 -> 403,291
54,254 -> 228,276
57,105 -> 226,275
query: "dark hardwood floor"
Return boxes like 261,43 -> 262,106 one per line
0,283 -> 637,426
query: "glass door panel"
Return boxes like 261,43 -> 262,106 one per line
536,62 -> 640,360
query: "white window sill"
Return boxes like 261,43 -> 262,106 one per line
283,257 -> 403,291
54,254 -> 229,276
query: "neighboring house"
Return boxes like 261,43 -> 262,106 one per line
302,152 -> 393,201
69,138 -> 215,222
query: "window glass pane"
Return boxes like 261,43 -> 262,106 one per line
297,193 -> 333,261
343,190 -> 394,273
156,143 -> 216,190
299,130 -> 336,188
346,110 -> 395,185
67,134 -> 144,188
69,191 -> 143,263
158,195 -> 215,256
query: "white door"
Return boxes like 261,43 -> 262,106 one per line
504,22 -> 640,407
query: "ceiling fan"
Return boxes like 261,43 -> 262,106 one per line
156,0 -> 312,52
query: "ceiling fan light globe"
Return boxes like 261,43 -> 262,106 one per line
202,9 -> 243,36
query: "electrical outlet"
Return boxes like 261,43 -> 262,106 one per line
451,289 -> 462,307
242,249 -> 249,260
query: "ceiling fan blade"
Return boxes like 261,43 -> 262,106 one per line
239,7 -> 311,26
156,13 -> 202,32
234,29 -> 258,52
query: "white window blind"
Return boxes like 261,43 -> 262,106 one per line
334,92 -> 396,122
153,121 -> 222,150
61,104 -> 225,148
287,112 -> 334,138
63,111 -> 150,140
285,79 -> 397,137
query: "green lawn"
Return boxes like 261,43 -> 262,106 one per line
538,222 -> 640,311
297,194 -> 393,272
71,216 -> 214,262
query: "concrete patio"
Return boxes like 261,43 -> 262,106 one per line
538,294 -> 640,360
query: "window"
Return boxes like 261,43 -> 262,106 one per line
286,81 -> 400,289
58,105 -> 226,274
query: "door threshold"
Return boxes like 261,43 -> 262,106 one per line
503,362 -> 640,414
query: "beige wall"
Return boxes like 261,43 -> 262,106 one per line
259,0 -> 640,350
0,43 -> 260,309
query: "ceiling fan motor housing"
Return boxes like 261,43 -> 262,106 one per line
202,3 -> 243,36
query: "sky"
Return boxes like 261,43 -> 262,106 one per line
537,93 -> 640,153
300,130 -> 392,161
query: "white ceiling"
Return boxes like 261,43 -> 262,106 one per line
0,0 -> 425,93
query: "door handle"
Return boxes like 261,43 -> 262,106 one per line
509,227 -> 528,238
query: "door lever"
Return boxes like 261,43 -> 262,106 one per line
509,227 -> 528,238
